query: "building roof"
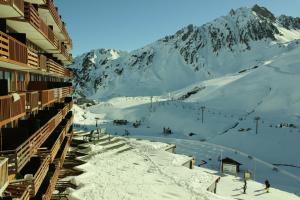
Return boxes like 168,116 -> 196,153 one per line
221,157 -> 242,165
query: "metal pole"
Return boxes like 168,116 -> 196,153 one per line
150,96 -> 153,112
220,150 -> 223,174
253,159 -> 256,181
254,116 -> 260,134
201,106 -> 205,124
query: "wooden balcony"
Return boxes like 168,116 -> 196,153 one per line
39,0 -> 71,46
0,108 -> 63,174
0,31 -> 28,67
6,3 -> 61,58
5,183 -> 30,200
53,86 -> 72,101
64,68 -> 73,78
61,103 -> 69,118
17,81 -> 26,92
0,0 -> 24,18
34,163 -> 60,200
24,3 -> 59,49
60,43 -> 72,63
64,111 -> 73,134
40,123 -> 66,162
26,91 -> 39,112
47,58 -> 65,77
18,156 -> 50,197
27,49 -> 48,71
0,93 -> 26,126
40,89 -> 55,107
0,31 -> 61,75
0,157 -> 8,195
39,54 -> 47,71
27,48 -> 39,69
62,87 -> 71,98
55,136 -> 70,169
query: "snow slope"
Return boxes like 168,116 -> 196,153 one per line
70,4 -> 300,198
73,42 -> 300,196
66,131 -> 299,200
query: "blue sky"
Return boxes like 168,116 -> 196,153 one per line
55,0 -> 300,56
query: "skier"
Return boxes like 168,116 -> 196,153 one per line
243,180 -> 247,194
265,179 -> 270,193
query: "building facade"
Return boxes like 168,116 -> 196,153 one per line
0,0 -> 73,199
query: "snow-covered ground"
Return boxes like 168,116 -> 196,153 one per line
72,44 -> 300,197
66,131 -> 299,200
68,134 -> 222,200
69,5 -> 300,199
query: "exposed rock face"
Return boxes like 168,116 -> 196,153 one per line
278,15 -> 300,30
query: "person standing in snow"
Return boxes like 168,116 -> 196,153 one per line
243,180 -> 247,194
214,177 -> 221,194
265,179 -> 270,193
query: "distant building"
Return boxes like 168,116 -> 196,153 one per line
221,157 -> 242,174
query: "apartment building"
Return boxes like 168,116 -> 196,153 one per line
0,0 -> 73,199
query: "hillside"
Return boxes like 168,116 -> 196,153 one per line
70,4 -> 300,197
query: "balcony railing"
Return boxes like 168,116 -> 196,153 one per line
17,81 -> 26,92
40,89 -> 55,107
5,183 -> 30,200
24,3 -> 59,49
64,68 -> 73,78
18,156 -> 50,197
60,44 -> 72,62
43,0 -> 71,45
9,36 -> 27,64
26,91 -> 39,112
27,48 -> 39,69
0,0 -> 24,15
0,32 -> 9,59
0,31 -> 28,65
65,112 -> 73,134
62,87 -> 70,98
0,157 -> 8,194
55,136 -> 70,169
0,109 -> 63,174
61,104 -> 68,118
39,54 -> 47,71
40,123 -> 66,162
42,164 -> 60,200
47,58 -> 65,77
0,93 -> 26,125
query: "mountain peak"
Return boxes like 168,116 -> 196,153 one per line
252,4 -> 276,21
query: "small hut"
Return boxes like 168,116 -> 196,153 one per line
221,157 -> 242,174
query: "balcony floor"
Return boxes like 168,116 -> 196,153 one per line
0,4 -> 23,18
7,19 -> 59,54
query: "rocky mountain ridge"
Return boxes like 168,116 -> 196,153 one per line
70,5 -> 300,99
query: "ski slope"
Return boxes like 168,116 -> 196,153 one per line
73,44 -> 300,197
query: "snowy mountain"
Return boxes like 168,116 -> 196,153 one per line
70,4 -> 300,196
70,4 -> 300,99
